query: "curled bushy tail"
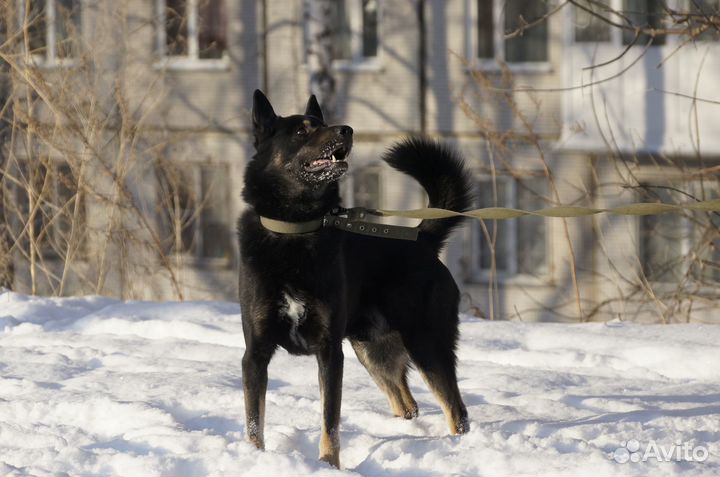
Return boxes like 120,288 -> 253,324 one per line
382,137 -> 474,252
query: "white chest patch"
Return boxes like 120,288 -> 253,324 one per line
280,291 -> 308,349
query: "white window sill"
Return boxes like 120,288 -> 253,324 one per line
303,59 -> 384,74
24,56 -> 79,69
572,40 -> 613,45
467,271 -> 553,287
153,56 -> 231,72
643,278 -> 719,295
467,60 -> 553,75
169,253 -> 233,269
334,59 -> 383,73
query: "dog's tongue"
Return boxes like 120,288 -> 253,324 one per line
311,159 -> 332,168
308,153 -> 344,171
307,158 -> 334,171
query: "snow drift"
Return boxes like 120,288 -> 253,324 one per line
0,290 -> 717,476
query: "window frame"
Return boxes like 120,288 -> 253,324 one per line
637,178 -> 720,284
17,0 -> 83,67
155,0 -> 229,71
304,0 -> 382,72
341,164 -> 383,209
158,162 -> 233,267
10,159 -> 86,261
571,0 -> 613,43
466,0 -> 552,73
571,0 -> 719,45
685,0 -> 720,42
467,173 -> 551,284
620,0 -> 667,46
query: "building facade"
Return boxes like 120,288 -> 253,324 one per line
3,0 -> 719,322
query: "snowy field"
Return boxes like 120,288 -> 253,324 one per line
0,290 -> 718,476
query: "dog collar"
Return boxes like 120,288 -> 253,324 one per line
259,208 -> 419,241
259,216 -> 323,234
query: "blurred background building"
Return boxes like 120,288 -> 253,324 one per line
1,0 -> 719,322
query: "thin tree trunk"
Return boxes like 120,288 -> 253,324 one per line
307,0 -> 337,122
0,20 -> 13,290
0,164 -> 12,288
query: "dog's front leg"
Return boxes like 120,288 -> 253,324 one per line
242,346 -> 273,450
316,343 -> 344,468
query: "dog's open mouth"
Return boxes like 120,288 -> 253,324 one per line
304,143 -> 350,172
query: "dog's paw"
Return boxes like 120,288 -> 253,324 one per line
454,416 -> 470,435
247,434 -> 265,450
403,405 -> 419,420
319,453 -> 341,469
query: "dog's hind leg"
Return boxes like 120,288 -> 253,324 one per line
417,363 -> 469,435
402,332 -> 469,435
351,333 -> 418,419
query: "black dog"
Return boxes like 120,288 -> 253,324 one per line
239,90 -> 472,468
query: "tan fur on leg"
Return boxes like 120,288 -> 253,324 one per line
350,336 -> 418,420
374,380 -> 406,417
398,376 -> 419,418
387,390 -> 408,417
319,426 -> 340,468
419,370 -> 468,435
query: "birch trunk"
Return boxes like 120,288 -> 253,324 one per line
307,0 -> 337,122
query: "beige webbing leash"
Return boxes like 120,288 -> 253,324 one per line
375,198 -> 720,221
260,199 -> 720,241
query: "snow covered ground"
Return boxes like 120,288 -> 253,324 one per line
0,289 -> 718,476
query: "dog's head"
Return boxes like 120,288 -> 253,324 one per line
251,90 -> 353,186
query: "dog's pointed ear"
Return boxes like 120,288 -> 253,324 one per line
305,95 -> 324,122
252,89 -> 277,137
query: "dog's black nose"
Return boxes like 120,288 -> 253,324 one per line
339,126 -> 353,137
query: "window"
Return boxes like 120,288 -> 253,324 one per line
472,175 -> 548,279
686,0 -> 720,41
156,162 -> 233,263
157,0 -> 227,64
573,1 -> 611,42
474,0 -> 549,65
305,0 -> 379,67
341,167 -> 381,208
13,162 -> 85,259
622,0 -> 666,45
18,0 -> 82,64
639,183 -> 720,283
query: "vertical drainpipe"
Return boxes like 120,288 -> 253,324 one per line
260,0 -> 269,93
417,0 -> 426,135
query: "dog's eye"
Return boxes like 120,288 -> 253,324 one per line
296,127 -> 308,136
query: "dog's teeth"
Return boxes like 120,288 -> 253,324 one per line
331,154 -> 337,162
